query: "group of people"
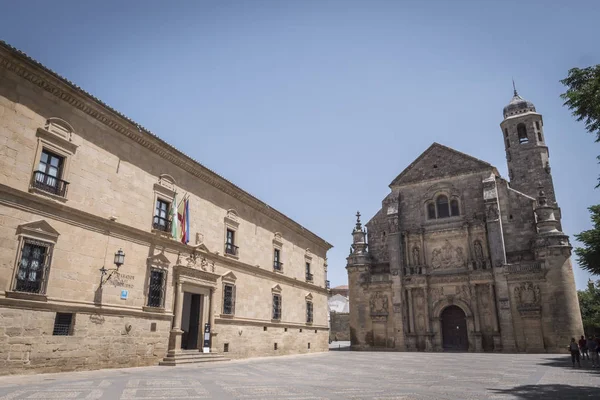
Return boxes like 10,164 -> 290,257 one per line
569,335 -> 600,367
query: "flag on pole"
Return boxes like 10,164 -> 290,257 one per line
170,193 -> 178,240
178,197 -> 186,244
184,198 -> 190,244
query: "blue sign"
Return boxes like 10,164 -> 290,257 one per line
120,289 -> 128,300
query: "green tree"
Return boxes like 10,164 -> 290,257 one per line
575,205 -> 600,275
578,279 -> 600,334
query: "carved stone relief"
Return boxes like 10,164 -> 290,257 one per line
412,246 -> 420,266
370,292 -> 389,316
431,240 -> 465,270
514,282 -> 541,310
387,216 -> 399,233
473,239 -> 486,269
485,203 -> 499,221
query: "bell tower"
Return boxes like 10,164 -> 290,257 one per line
500,84 -> 556,206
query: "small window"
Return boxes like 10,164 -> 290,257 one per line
535,121 -> 540,130
300,328 -> 303,333
306,301 -> 314,323
427,202 -> 436,219
223,284 -> 236,315
153,199 -> 171,232
224,343 -> 229,352
517,123 -> 528,144
53,312 -> 73,336
450,199 -> 460,216
225,229 -> 238,256
506,138 -> 510,148
33,149 -> 68,197
284,327 -> 288,332
436,195 -> 450,218
537,131 -> 543,142
274,343 -> 278,350
272,294 -> 281,320
150,322 -> 157,332
147,269 -> 166,308
305,262 -> 313,281
273,248 -> 282,271
504,128 -> 508,137
308,342 -> 311,349
264,326 -> 267,331
14,239 -> 52,294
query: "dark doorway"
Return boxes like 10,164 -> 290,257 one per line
182,294 -> 201,350
441,305 -> 468,351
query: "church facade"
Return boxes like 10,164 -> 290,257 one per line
346,91 -> 583,353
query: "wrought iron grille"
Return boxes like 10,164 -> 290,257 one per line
326,280 -> 330,289
223,284 -> 235,314
14,239 -> 51,294
305,272 -> 314,281
225,242 -> 239,256
272,295 -> 281,320
306,302 -> 313,323
53,313 -> 73,336
32,171 -> 69,197
152,215 -> 171,232
273,261 -> 283,271
147,269 -> 166,308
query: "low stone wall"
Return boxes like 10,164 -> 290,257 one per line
0,307 -> 170,375
329,312 -> 350,341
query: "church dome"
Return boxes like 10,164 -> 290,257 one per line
503,90 -> 536,118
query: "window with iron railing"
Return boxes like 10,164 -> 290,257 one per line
326,280 -> 330,289
32,150 -> 69,197
153,199 -> 171,232
53,312 -> 74,336
223,284 -> 236,315
147,269 -> 166,308
272,294 -> 281,320
306,301 -> 313,323
225,229 -> 238,255
14,239 -> 52,295
305,262 -> 313,281
273,248 -> 283,271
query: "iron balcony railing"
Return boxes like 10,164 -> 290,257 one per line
326,280 -> 330,289
273,261 -> 283,271
225,242 -> 239,256
32,171 -> 69,197
152,216 -> 171,232
306,272 -> 314,281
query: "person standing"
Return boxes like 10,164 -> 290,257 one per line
588,336 -> 599,367
569,338 -> 581,367
579,335 -> 588,360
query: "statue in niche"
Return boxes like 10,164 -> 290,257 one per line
412,246 -> 420,266
474,240 -> 485,269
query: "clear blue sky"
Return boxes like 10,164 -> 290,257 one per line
1,0 -> 599,289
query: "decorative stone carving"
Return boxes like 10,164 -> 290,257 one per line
384,194 -> 399,215
387,216 -> 399,233
412,246 -> 420,266
431,240 -> 465,270
485,204 -> 499,221
458,285 -> 471,301
370,292 -> 389,316
183,252 -> 215,273
514,282 -> 541,310
473,239 -> 486,269
430,287 -> 443,304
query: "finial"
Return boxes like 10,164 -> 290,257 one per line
512,78 -> 518,96
354,211 -> 362,230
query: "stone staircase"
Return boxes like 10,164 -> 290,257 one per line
159,349 -> 230,366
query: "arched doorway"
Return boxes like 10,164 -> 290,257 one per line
441,305 -> 468,351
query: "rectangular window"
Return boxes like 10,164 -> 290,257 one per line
223,284 -> 235,315
306,301 -> 313,323
33,149 -> 68,197
153,199 -> 171,232
14,239 -> 52,294
535,121 -> 540,130
225,229 -> 238,255
272,294 -> 281,320
273,248 -> 282,270
305,262 -> 313,281
147,269 -> 166,308
53,312 -> 74,336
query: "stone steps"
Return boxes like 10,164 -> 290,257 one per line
159,350 -> 230,366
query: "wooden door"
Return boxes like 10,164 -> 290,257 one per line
441,305 -> 468,351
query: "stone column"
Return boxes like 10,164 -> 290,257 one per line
168,281 -> 184,355
471,284 -> 483,352
407,288 -> 414,333
208,288 -> 217,353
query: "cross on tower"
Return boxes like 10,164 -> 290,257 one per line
356,211 -> 361,222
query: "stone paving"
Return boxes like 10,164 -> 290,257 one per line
0,351 -> 598,399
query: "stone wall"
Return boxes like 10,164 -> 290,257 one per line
329,312 -> 350,341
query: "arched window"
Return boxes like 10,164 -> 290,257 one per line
427,202 -> 436,219
537,131 -> 543,142
517,123 -> 528,144
450,199 -> 460,216
436,195 -> 450,218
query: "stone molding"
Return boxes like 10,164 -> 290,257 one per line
214,315 -> 328,330
0,183 -> 328,295
0,43 -> 332,252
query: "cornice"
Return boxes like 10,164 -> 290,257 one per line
0,41 -> 332,252
0,183 -> 328,295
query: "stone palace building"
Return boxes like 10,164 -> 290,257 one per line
0,41 -> 331,375
346,90 -> 583,353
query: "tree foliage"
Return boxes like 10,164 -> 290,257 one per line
575,205 -> 600,275
578,279 -> 600,333
560,65 -> 600,140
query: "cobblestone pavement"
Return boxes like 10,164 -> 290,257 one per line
0,352 -> 598,399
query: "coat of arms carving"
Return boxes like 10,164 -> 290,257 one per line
370,292 -> 389,315
514,282 -> 541,309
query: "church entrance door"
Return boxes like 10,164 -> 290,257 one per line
441,305 -> 468,351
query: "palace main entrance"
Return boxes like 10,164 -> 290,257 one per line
441,305 -> 468,351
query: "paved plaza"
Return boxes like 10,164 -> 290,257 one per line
0,350 -> 598,400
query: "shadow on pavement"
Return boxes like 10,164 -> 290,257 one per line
489,384 -> 598,399
537,356 -> 600,375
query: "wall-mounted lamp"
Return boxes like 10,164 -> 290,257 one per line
99,248 -> 125,287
